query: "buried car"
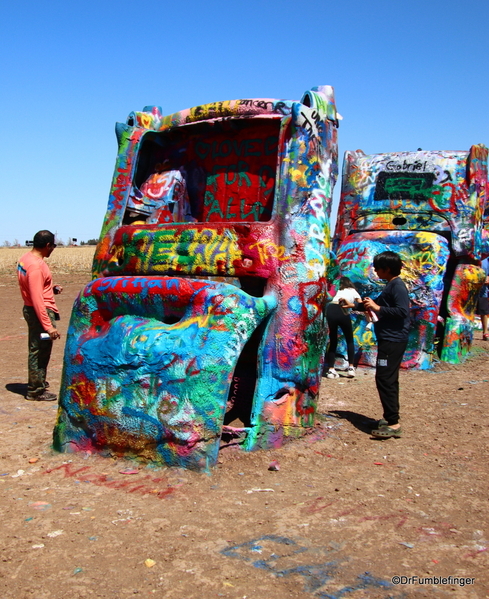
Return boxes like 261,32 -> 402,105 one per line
54,87 -> 340,470
332,145 -> 489,369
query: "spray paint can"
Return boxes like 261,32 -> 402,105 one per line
366,309 -> 378,323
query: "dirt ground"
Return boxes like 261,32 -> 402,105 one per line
0,271 -> 488,599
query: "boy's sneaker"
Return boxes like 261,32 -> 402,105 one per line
326,369 -> 339,379
483,333 -> 489,341
346,366 -> 355,378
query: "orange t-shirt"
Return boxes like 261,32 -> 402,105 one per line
17,252 -> 58,331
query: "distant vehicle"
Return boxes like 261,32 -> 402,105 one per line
55,87 -> 340,470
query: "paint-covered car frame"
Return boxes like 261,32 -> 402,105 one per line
54,87 -> 339,469
333,145 -> 488,369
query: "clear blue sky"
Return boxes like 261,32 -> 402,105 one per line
1,0 -> 488,245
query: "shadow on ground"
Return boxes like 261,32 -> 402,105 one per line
327,410 -> 379,435
5,383 -> 27,396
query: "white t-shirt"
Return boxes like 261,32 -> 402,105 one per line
331,287 -> 361,309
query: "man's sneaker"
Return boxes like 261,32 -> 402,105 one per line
326,369 -> 339,379
346,366 -> 355,378
26,391 -> 57,402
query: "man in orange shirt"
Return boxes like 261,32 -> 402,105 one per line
17,230 -> 62,401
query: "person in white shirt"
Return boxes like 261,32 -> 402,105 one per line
325,276 -> 361,379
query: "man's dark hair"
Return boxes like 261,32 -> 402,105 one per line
33,230 -> 55,249
373,251 -> 403,276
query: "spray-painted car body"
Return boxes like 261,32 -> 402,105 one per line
54,87 -> 339,470
333,145 -> 488,369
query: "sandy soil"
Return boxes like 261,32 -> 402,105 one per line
0,271 -> 488,599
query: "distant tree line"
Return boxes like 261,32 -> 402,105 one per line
1,238 -> 99,248
0,237 -> 99,248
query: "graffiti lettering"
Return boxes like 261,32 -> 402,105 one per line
204,160 -> 275,222
305,166 -> 331,278
239,199 -> 264,221
238,99 -> 289,115
309,223 -> 325,242
45,463 -> 176,500
189,101 -> 237,121
273,101 -> 288,115
156,228 -> 242,271
89,276 -> 209,296
203,192 -> 265,222
384,177 -> 432,199
203,191 -> 224,220
195,136 -> 278,160
385,160 -> 430,172
249,240 -> 287,264
108,129 -> 144,212
299,109 -> 321,136
309,196 -> 326,221
222,535 -> 402,598
207,162 -> 252,188
97,277 -> 165,292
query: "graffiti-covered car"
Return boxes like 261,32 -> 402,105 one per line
54,87 -> 340,469
333,145 -> 488,369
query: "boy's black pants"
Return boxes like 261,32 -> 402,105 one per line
375,339 -> 408,425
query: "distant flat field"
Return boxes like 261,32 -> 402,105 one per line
0,246 -> 96,275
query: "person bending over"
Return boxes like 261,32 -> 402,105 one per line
325,276 -> 361,379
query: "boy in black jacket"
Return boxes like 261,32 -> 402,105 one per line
355,251 -> 410,438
